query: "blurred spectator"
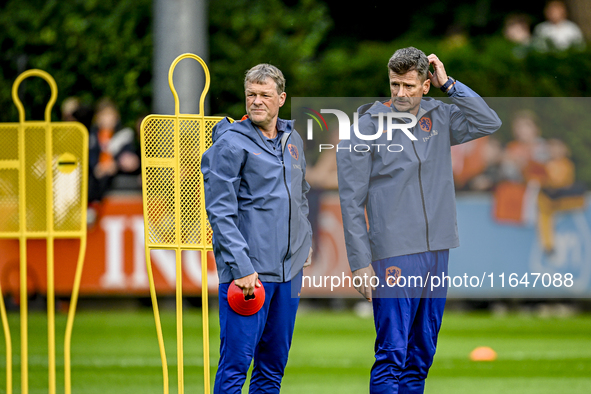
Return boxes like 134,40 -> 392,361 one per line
61,96 -> 94,132
493,110 -> 585,251
72,104 -> 94,132
452,136 -> 503,191
537,138 -> 586,253
503,14 -> 533,58
466,138 -> 503,191
61,96 -> 80,121
88,98 -> 140,224
543,139 -> 575,189
504,14 -> 532,45
494,110 -> 549,225
500,109 -> 548,183
532,0 -> 586,51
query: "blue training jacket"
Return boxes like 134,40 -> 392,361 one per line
202,117 -> 312,283
336,81 -> 502,272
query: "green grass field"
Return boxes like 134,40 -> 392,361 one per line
1,303 -> 591,393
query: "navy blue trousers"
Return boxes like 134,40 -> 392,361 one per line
214,272 -> 302,394
370,250 -> 449,394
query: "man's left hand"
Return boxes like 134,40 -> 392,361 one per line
427,54 -> 448,89
352,265 -> 377,302
304,247 -> 313,267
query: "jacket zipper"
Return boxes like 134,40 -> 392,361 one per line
411,141 -> 430,251
281,157 -> 291,282
253,124 -> 291,281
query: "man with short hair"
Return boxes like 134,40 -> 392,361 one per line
202,63 -> 312,394
533,0 -> 586,51
337,47 -> 501,393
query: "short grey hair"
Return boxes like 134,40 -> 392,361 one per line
244,63 -> 286,94
388,47 -> 429,81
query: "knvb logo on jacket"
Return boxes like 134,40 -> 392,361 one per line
287,144 -> 299,160
303,108 -> 418,152
419,117 -> 432,132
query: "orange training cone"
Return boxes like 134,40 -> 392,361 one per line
470,346 -> 497,361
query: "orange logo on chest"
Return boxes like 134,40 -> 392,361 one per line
288,144 -> 299,160
419,117 -> 432,132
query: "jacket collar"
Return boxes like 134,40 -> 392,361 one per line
211,115 -> 292,154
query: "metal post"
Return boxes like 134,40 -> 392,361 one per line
153,0 -> 209,115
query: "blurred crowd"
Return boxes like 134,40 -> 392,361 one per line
61,96 -> 143,226
452,109 -> 586,253
503,0 -> 585,57
304,107 -> 587,257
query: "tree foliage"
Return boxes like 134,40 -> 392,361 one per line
208,0 -> 332,118
0,0 -> 152,124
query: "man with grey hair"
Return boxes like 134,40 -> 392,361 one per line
202,63 -> 312,393
337,47 -> 501,393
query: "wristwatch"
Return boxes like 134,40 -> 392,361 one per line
440,76 -> 456,93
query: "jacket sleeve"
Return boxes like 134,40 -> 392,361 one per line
336,123 -> 373,272
201,137 -> 255,279
447,81 -> 502,146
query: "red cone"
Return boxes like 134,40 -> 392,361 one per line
228,279 -> 265,316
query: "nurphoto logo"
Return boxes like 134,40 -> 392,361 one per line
304,108 -> 418,152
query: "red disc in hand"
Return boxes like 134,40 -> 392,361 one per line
228,279 -> 265,316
